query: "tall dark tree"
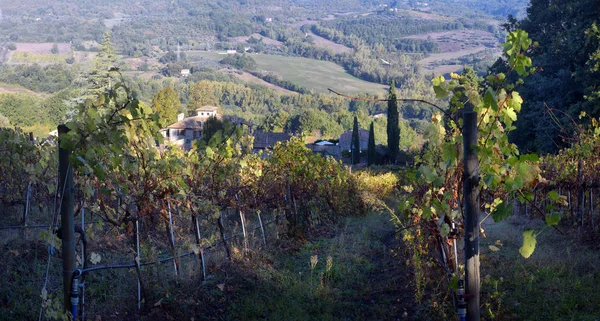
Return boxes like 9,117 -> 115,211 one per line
202,116 -> 227,143
367,121 -> 376,166
352,115 -> 360,165
88,31 -> 119,95
387,80 -> 399,163
504,0 -> 600,153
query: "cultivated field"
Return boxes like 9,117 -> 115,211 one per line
229,33 -> 284,47
404,28 -> 502,75
404,29 -> 499,52
235,72 -> 298,95
307,30 -> 352,54
9,52 -> 67,64
12,42 -> 71,54
186,51 -> 387,95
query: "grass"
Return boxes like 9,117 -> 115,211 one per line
10,52 -> 67,64
186,51 -> 387,95
479,216 -> 600,320
219,213 -> 416,320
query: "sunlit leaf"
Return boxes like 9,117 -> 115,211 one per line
519,230 -> 536,259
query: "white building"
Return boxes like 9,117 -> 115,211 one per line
159,106 -> 220,150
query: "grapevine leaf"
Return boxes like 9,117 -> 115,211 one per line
491,200 -> 512,222
545,212 -> 561,226
484,88 -> 498,111
432,76 -> 449,98
503,108 -> 517,125
547,190 -> 560,202
449,275 -> 459,291
508,91 -> 523,112
519,229 -> 537,259
440,223 -> 450,237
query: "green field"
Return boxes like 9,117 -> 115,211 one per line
187,51 -> 387,95
10,52 -> 67,64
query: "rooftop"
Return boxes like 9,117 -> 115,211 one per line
196,106 -> 219,112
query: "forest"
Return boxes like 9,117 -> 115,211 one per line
1,0 -> 599,320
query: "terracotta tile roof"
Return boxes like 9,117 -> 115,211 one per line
253,131 -> 290,149
339,129 -> 370,151
165,116 -> 206,130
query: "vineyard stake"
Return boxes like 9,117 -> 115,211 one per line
23,183 -> 31,239
194,216 -> 206,281
591,186 -> 595,230
136,219 -> 141,310
257,210 -> 267,246
81,208 -> 85,321
463,111 -> 480,321
167,202 -> 179,276
58,124 -> 76,315
240,209 -> 248,252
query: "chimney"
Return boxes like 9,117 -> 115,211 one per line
177,113 -> 185,121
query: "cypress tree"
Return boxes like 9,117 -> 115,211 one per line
368,121 -> 376,166
387,80 -> 399,164
89,31 -> 119,94
352,115 -> 360,165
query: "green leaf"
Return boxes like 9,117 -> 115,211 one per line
440,223 -> 450,237
519,229 -> 537,259
520,154 -> 539,162
503,108 -> 517,126
432,76 -> 449,98
205,146 -> 214,159
547,191 -> 560,202
448,274 -> 459,291
545,212 -> 560,226
484,88 -> 498,111
507,91 -> 523,112
491,200 -> 513,222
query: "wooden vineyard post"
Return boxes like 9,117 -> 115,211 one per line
167,202 -> 179,276
193,215 -> 206,281
257,210 -> 267,246
217,211 -> 231,261
58,125 -> 76,315
239,209 -> 248,252
463,111 -> 480,321
22,183 -> 31,239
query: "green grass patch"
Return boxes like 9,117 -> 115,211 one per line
223,213 -> 416,320
10,52 -> 67,64
480,218 -> 600,320
186,51 -> 387,95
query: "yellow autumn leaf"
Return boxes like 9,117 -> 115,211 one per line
90,252 -> 102,264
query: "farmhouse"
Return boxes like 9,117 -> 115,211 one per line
252,131 -> 291,150
308,144 -> 341,159
338,128 -> 369,152
160,107 -> 289,151
159,106 -> 220,150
